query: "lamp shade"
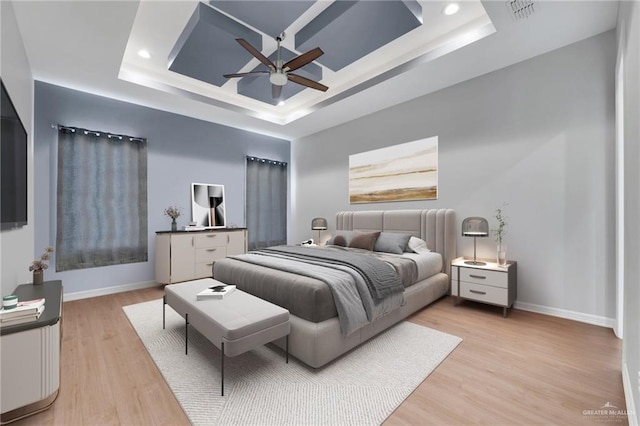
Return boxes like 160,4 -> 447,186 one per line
461,217 -> 489,237
311,217 -> 328,230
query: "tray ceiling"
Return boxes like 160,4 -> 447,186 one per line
120,0 -> 493,124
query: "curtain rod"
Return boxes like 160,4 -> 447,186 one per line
246,155 -> 287,167
51,124 -> 145,143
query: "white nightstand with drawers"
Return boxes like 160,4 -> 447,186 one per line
450,257 -> 517,317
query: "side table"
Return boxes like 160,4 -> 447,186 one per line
450,257 -> 517,317
1,281 -> 63,423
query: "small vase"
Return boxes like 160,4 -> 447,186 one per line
171,219 -> 177,232
33,270 -> 44,285
497,244 -> 507,267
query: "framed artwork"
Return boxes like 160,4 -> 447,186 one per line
349,136 -> 438,203
191,183 -> 226,228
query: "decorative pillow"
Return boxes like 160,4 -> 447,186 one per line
348,231 -> 381,251
326,231 -> 353,246
374,232 -> 412,254
333,235 -> 347,247
406,236 -> 430,253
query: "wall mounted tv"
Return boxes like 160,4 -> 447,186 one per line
1,80 -> 28,229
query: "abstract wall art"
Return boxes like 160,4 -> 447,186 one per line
349,136 -> 438,203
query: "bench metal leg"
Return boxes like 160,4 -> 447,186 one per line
286,335 -> 289,364
185,313 -> 189,355
221,342 -> 225,396
162,295 -> 166,330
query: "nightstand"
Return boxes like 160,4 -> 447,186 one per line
450,257 -> 517,317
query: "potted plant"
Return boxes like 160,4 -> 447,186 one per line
164,206 -> 182,231
29,246 -> 54,285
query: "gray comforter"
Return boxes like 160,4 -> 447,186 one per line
228,246 -> 405,336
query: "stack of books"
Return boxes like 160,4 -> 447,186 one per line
197,285 -> 236,300
0,298 -> 46,327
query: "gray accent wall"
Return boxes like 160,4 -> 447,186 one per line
1,1 -> 34,296
292,31 -> 616,321
618,1 -> 639,422
33,82 -> 290,295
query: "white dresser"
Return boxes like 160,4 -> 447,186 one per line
155,229 -> 247,284
450,257 -> 517,317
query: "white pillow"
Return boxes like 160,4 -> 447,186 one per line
406,236 -> 430,253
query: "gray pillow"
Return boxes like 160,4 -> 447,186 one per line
374,232 -> 412,254
348,231 -> 381,251
326,231 -> 353,245
333,235 -> 347,247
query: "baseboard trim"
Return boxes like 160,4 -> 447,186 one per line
622,361 -> 638,426
63,280 -> 159,301
513,301 -> 615,329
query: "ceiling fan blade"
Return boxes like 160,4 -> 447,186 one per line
223,71 -> 268,78
283,47 -> 324,72
288,73 -> 328,92
236,39 -> 275,69
272,84 -> 283,99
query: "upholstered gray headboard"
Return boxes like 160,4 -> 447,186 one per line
335,209 -> 456,275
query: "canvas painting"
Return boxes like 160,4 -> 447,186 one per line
349,137 -> 438,203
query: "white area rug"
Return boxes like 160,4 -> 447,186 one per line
123,299 -> 461,425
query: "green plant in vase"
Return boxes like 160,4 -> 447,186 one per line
493,206 -> 508,266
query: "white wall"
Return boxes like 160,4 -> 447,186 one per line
292,31 -> 616,324
0,1 -> 34,296
617,1 -> 639,423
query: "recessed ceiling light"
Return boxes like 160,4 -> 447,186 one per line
137,49 -> 151,59
443,3 -> 460,15
277,100 -> 285,106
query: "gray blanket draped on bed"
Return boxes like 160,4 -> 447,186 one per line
228,246 -> 405,336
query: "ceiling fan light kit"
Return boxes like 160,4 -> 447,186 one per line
224,32 -> 328,99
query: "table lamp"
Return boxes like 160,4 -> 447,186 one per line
462,217 -> 489,265
311,217 -> 327,244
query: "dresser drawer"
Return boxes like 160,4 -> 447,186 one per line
195,246 -> 226,263
195,233 -> 228,248
460,268 -> 508,288
460,282 -> 508,306
195,262 -> 215,279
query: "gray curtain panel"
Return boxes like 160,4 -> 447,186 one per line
246,156 -> 287,250
56,128 -> 148,271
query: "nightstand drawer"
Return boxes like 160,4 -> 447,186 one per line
460,268 -> 508,288
460,282 -> 508,306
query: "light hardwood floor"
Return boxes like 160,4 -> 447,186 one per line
14,287 -> 626,425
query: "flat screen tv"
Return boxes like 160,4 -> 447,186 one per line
1,79 -> 28,229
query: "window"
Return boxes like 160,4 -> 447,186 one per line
56,127 -> 147,271
245,156 -> 287,250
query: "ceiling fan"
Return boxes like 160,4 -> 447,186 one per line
223,33 -> 328,99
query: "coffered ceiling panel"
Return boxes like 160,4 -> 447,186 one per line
296,0 -> 421,71
210,0 -> 316,39
168,3 -> 262,87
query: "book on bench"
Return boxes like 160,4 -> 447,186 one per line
197,285 -> 236,300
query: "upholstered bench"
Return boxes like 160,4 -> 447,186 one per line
163,278 -> 290,396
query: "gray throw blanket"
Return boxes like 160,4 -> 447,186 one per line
229,246 -> 405,336
259,246 -> 404,301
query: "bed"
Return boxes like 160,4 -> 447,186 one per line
212,209 -> 456,368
